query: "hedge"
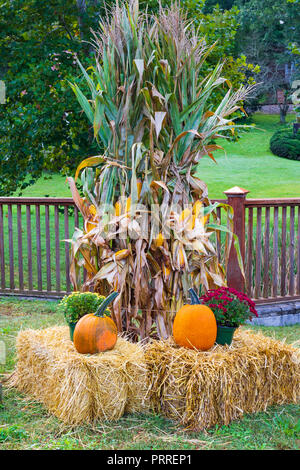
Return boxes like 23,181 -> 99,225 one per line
270,126 -> 300,161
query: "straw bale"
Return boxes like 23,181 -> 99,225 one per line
9,326 -> 300,430
144,328 -> 300,431
9,326 -> 149,425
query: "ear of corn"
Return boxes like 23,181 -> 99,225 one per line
125,197 -> 131,214
115,201 -> 121,217
179,248 -> 185,269
162,265 -> 171,280
85,220 -> 97,233
114,249 -> 130,261
153,232 -> 164,248
89,204 -> 97,217
192,200 -> 202,218
137,181 -> 142,199
201,214 -> 210,225
179,208 -> 191,224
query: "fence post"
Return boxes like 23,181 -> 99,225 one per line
223,186 -> 249,292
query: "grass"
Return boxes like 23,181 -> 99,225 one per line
0,297 -> 299,450
196,113 -> 300,199
16,113 -> 300,200
15,174 -> 72,199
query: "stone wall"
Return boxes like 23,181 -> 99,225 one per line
259,104 -> 295,115
249,301 -> 300,327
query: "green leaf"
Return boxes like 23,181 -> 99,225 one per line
93,94 -> 105,138
69,82 -> 94,124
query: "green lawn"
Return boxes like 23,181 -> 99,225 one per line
16,173 -> 72,198
0,297 -> 299,450
17,113 -> 300,200
197,113 -> 299,199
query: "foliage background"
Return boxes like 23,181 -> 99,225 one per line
0,0 -> 258,196
0,0 -> 298,196
0,0 -> 100,196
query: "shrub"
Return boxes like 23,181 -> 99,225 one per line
58,292 -> 110,324
270,127 -> 300,161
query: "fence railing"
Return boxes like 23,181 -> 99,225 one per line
0,189 -> 300,304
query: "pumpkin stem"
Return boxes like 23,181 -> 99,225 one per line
188,288 -> 201,305
94,291 -> 119,317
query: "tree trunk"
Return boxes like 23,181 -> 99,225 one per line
279,103 -> 289,125
76,0 -> 87,40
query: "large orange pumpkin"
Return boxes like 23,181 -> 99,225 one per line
173,289 -> 217,351
73,292 -> 119,354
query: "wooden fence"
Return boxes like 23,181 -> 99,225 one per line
0,197 -> 81,298
0,187 -> 300,304
224,187 -> 300,304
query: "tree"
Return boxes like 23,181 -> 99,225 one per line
203,0 -> 235,12
0,0 -> 111,196
234,0 -> 300,119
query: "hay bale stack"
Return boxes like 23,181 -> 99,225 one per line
9,326 -> 149,425
144,328 -> 300,431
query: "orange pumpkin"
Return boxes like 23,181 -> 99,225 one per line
173,289 -> 217,351
73,292 -> 119,354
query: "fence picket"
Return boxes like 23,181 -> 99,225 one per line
289,206 -> 295,296
281,207 -> 287,296
64,206 -> 71,292
272,207 -> 279,298
54,205 -> 61,292
7,204 -> 14,290
36,204 -> 42,291
246,207 -> 253,298
26,205 -> 33,291
216,206 -> 221,262
0,205 -> 5,289
255,207 -> 262,299
297,206 -> 300,295
17,205 -> 24,291
263,207 -> 270,298
45,205 -> 51,292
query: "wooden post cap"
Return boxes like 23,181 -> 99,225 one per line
223,186 -> 250,197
